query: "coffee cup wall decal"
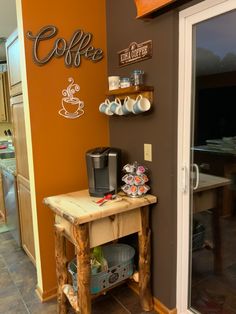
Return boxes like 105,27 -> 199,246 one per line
59,77 -> 84,119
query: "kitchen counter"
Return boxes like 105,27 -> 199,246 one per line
0,158 -> 16,175
194,145 -> 236,157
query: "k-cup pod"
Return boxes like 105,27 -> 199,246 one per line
108,76 -> 120,91
134,175 -> 144,186
123,163 -> 135,173
122,174 -> 129,182
130,185 -> 138,196
99,99 -> 113,115
121,184 -> 131,194
138,185 -> 147,195
137,185 -> 150,196
122,174 -> 134,185
132,95 -> 151,114
136,165 -> 146,175
140,174 -> 149,183
109,98 -> 123,115
122,96 -> 135,115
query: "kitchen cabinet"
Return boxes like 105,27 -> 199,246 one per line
5,30 -> 22,97
0,72 -> 10,122
0,173 -> 6,222
17,174 -> 35,264
6,29 -> 35,264
134,0 -> 176,17
10,94 -> 29,179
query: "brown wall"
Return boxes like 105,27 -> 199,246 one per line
106,0 -> 202,308
106,0 -> 178,308
21,0 -> 109,294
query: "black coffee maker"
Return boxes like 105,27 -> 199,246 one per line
86,147 -> 121,197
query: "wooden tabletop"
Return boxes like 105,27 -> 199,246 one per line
44,190 -> 157,225
195,173 -> 231,193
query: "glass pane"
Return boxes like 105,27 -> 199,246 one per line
190,9 -> 236,314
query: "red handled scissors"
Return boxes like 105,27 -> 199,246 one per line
95,194 -> 116,206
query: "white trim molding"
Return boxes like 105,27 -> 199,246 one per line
177,1 -> 236,313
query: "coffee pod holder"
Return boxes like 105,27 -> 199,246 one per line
121,161 -> 150,198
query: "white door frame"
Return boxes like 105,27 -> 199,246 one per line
177,0 -> 236,313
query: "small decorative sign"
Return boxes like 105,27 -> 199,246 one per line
118,40 -> 152,67
59,77 -> 84,119
26,25 -> 104,68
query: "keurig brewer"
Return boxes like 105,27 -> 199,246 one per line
86,147 -> 121,197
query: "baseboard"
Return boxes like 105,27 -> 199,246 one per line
35,285 -> 57,302
128,280 -> 177,314
153,298 -> 177,314
35,280 -> 177,314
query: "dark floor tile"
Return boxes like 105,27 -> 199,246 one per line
220,263 -> 236,291
3,247 -> 30,266
0,254 -> 6,269
16,275 -> 38,304
8,259 -> 36,285
26,297 -> 57,314
191,275 -> 236,313
110,284 -> 157,314
0,230 -> 13,240
0,269 -> 16,291
92,293 -> 129,314
0,237 -> 20,255
0,286 -> 28,314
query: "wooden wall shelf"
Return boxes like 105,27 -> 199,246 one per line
106,85 -> 154,103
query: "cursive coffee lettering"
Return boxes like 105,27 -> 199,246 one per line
26,25 -> 104,68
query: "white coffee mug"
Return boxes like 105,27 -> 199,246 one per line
108,76 -> 120,91
132,95 -> 151,114
109,98 -> 123,115
99,99 -> 113,115
122,96 -> 135,115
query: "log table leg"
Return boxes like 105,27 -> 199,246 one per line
138,206 -> 153,311
54,223 -> 68,314
73,223 -> 91,314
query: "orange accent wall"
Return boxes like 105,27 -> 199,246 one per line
20,0 -> 109,293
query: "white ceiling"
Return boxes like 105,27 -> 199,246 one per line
0,0 -> 17,61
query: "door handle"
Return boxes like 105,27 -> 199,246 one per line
181,165 -> 188,193
193,163 -> 199,190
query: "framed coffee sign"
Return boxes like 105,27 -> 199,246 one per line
118,40 -> 152,67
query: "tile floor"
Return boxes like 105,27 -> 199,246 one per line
191,212 -> 236,313
0,230 -> 157,314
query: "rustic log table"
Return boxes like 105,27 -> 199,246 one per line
44,190 -> 157,314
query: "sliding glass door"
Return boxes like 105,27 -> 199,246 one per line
190,8 -> 236,314
177,1 -> 236,313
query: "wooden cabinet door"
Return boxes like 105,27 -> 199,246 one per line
17,174 -> 35,264
11,95 -> 29,179
0,173 -> 6,222
0,72 -> 9,122
134,0 -> 176,17
6,30 -> 22,96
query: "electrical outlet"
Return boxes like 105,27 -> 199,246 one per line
144,143 -> 152,162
